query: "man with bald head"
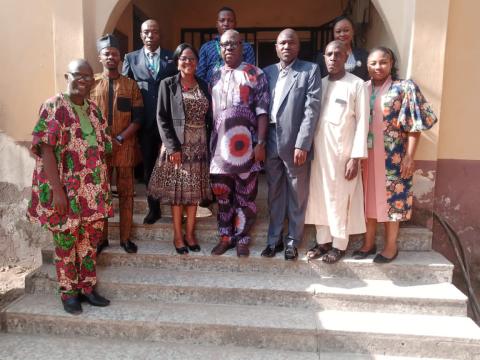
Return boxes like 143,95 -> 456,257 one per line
209,30 -> 269,258
305,40 -> 369,263
123,19 -> 176,224
261,29 -> 321,260
27,59 -> 112,314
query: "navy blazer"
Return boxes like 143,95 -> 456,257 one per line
315,47 -> 369,81
122,48 -> 177,130
157,73 -> 212,155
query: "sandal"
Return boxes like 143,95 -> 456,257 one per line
322,248 -> 345,264
306,243 -> 332,260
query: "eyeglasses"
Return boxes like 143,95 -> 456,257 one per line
68,72 -> 93,81
178,56 -> 197,63
220,41 -> 242,50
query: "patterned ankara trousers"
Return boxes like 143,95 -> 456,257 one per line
52,219 -> 104,300
103,166 -> 134,243
210,171 -> 259,245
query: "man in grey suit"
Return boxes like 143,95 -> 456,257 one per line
261,29 -> 321,260
122,19 -> 176,224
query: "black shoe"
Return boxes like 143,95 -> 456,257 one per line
96,239 -> 109,254
261,242 -> 284,258
352,246 -> 377,260
80,290 -> 110,307
373,250 -> 399,264
143,210 -> 161,224
284,245 -> 298,261
62,296 -> 82,315
121,240 -> 138,254
184,236 -> 201,252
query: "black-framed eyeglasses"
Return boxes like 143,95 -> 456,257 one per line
68,72 -> 93,81
220,41 -> 242,50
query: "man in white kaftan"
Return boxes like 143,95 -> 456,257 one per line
305,40 -> 368,263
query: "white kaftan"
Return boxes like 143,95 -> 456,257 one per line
305,72 -> 368,239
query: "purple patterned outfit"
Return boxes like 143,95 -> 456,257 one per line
210,62 -> 270,245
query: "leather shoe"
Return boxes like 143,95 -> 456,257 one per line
79,290 -> 110,307
306,243 -> 332,260
236,243 -> 250,257
121,240 -> 138,254
352,246 -> 377,260
211,236 -> 235,256
261,242 -> 284,258
284,245 -> 298,261
62,296 -> 82,315
184,236 -> 201,252
143,210 -> 161,224
96,239 -> 109,254
373,250 -> 399,264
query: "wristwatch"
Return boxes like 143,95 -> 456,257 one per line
115,135 -> 124,144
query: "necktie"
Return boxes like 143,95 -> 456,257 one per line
147,52 -> 158,77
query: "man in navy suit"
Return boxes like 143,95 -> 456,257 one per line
122,19 -> 176,224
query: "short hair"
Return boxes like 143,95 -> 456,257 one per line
172,43 -> 199,65
218,6 -> 235,16
368,46 -> 399,80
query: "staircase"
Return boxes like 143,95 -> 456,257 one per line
1,175 -> 480,359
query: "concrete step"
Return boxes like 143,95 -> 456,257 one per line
108,214 -> 433,251
4,294 -> 480,358
27,264 -> 467,316
41,241 -> 453,283
0,333 -> 317,360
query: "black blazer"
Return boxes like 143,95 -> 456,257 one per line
315,47 -> 369,81
157,73 -> 213,154
122,48 -> 177,130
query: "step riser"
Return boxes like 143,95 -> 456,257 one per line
5,314 -> 479,358
5,314 -> 318,353
108,225 -> 432,251
27,276 -> 467,316
41,250 -> 453,284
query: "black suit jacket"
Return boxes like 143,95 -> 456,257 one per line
315,47 -> 369,81
122,48 -> 177,130
157,73 -> 212,155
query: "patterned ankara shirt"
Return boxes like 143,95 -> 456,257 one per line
196,37 -> 256,84
27,93 -> 113,232
90,73 -> 143,167
209,62 -> 270,175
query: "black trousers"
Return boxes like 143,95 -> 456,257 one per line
140,127 -> 161,214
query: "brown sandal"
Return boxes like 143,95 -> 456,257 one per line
322,248 -> 345,264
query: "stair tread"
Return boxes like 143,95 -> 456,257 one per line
0,333 -> 317,360
35,263 -> 466,302
6,294 -> 480,340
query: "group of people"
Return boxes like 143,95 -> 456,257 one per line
27,8 -> 437,315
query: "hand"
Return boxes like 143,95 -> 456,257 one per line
400,154 -> 415,178
253,144 -> 266,162
344,158 -> 360,181
52,188 -> 68,216
293,149 -> 307,166
169,151 -> 182,166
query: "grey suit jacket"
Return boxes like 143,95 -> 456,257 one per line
263,59 -> 322,165
122,48 -> 177,130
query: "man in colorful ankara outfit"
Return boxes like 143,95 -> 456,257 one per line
209,30 -> 269,258
27,59 -> 113,315
90,34 -> 143,254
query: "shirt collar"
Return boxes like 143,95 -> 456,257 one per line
144,47 -> 161,56
277,59 -> 296,73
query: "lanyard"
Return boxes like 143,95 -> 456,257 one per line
367,87 -> 379,149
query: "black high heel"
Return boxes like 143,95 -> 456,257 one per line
174,239 -> 189,254
184,236 -> 201,252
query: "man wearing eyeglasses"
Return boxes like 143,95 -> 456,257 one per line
122,19 -> 176,225
27,59 -> 113,315
196,6 -> 255,84
90,34 -> 144,254
209,30 -> 269,258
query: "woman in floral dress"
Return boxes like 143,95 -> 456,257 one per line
148,43 -> 212,254
353,47 -> 438,263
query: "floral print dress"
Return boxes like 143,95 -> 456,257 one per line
364,77 -> 437,222
27,93 -> 113,232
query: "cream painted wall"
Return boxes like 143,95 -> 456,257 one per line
438,0 -> 480,160
0,0 -> 55,140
